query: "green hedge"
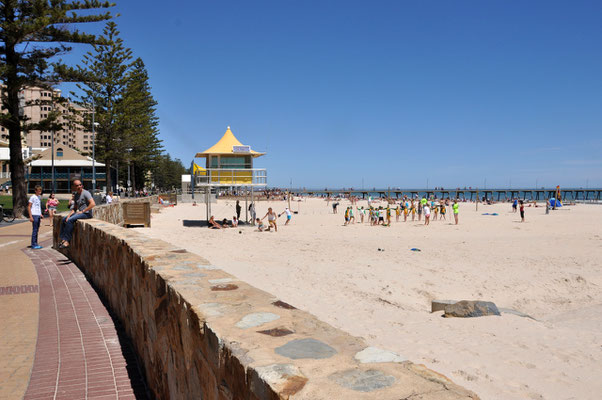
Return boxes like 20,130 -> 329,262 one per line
0,195 -> 71,212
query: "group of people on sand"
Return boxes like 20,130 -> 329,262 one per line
208,205 -> 292,232
343,197 -> 460,226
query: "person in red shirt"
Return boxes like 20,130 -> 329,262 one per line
519,200 -> 525,222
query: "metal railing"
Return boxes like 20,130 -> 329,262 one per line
194,168 -> 267,186
25,172 -> 107,180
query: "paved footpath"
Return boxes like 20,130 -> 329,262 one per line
0,220 -> 148,400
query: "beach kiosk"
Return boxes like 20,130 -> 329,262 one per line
193,126 -> 267,222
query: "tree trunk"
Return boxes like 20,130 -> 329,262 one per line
6,45 -> 27,217
8,122 -> 27,218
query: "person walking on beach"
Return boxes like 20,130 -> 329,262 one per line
418,196 -> 428,221
236,200 -> 241,220
512,198 -> 518,213
249,202 -> 256,224
453,199 -> 459,224
262,207 -> 278,231
423,203 -> 431,225
332,202 -> 339,214
28,185 -> 43,249
59,180 -> 95,249
344,207 -> 350,225
519,200 -> 525,222
358,206 -> 364,223
439,202 -> 446,220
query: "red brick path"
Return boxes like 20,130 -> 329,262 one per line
22,241 -> 148,400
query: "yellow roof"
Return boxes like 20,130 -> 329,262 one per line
195,126 -> 265,158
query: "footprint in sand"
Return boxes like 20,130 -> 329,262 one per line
452,370 -> 478,381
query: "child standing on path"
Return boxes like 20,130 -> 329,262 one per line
28,185 -> 43,249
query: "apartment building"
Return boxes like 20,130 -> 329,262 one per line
0,86 -> 94,154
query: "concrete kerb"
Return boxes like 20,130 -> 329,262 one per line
52,211 -> 479,399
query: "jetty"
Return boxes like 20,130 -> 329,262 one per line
290,187 -> 602,201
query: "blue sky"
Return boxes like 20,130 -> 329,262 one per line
60,0 -> 602,188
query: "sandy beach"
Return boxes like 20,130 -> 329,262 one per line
142,198 -> 602,400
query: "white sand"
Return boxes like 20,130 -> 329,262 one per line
142,198 -> 602,400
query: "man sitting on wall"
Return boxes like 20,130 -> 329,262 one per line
59,179 -> 95,249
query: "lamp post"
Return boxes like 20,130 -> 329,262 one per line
51,127 -> 55,192
51,93 -> 55,193
91,100 -> 99,193
127,147 -> 132,197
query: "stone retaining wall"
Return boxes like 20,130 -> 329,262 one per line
92,195 -> 158,225
53,217 -> 478,399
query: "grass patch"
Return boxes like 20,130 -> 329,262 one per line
0,195 -> 71,212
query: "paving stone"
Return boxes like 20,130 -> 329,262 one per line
181,272 -> 207,278
175,278 -> 203,286
208,278 -> 233,284
198,264 -> 221,270
236,312 -> 280,329
252,364 -> 308,398
329,369 -> 395,392
354,347 -> 407,363
173,264 -> 194,271
197,303 -> 228,317
255,363 -> 302,384
275,338 -> 337,360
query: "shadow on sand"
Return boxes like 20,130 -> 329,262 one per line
183,220 -> 252,228
183,220 -> 209,227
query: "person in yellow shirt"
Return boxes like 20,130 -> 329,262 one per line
453,200 -> 459,225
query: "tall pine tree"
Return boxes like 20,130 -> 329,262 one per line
118,58 -> 162,191
0,1 -> 113,216
76,21 -> 131,192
